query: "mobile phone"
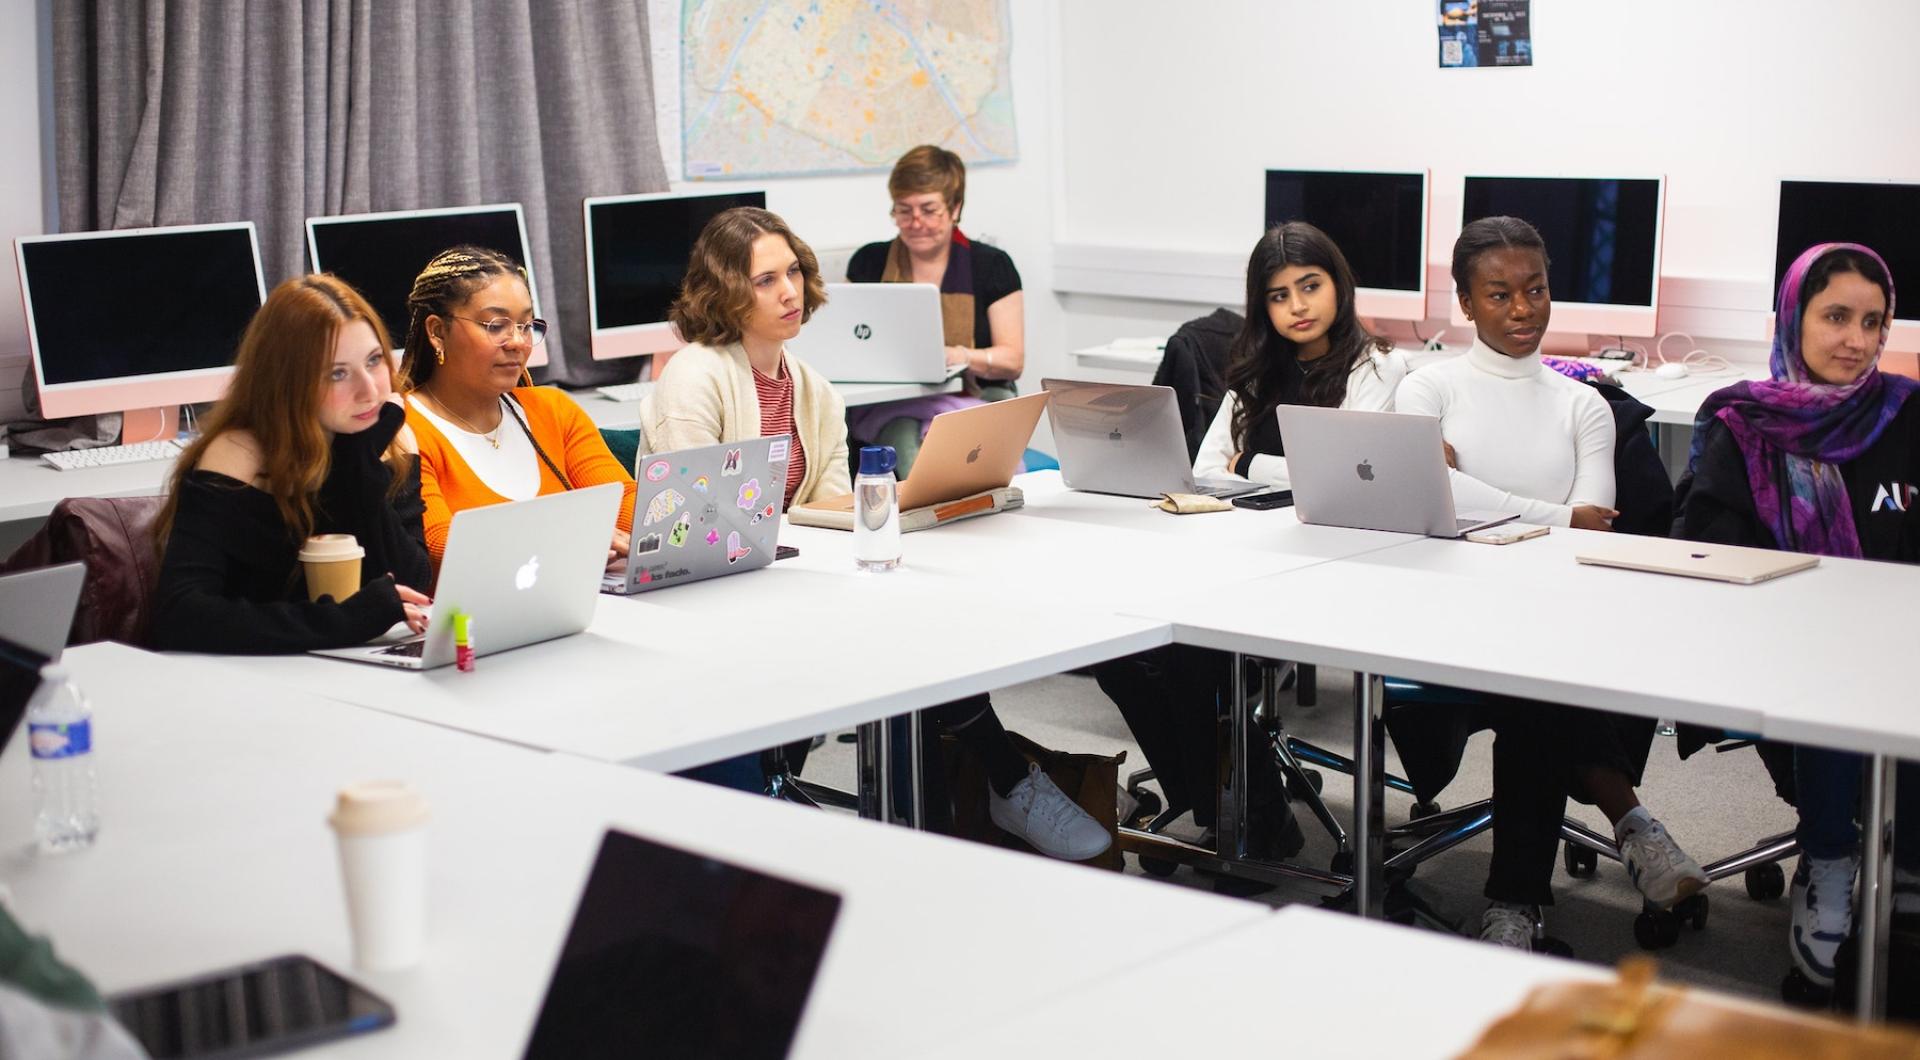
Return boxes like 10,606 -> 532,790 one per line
1465,523 -> 1550,545
110,954 -> 395,1060
775,544 -> 800,561
1231,490 -> 1294,511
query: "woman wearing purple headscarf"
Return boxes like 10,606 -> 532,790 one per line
1675,242 -> 1920,994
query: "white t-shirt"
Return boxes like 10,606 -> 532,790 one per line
1192,347 -> 1410,487
1393,337 -> 1615,527
406,394 -> 541,500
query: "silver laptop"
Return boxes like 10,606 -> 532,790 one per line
785,282 -> 957,384
1576,536 -> 1820,584
604,436 -> 784,594
312,484 -> 622,669
0,562 -> 85,658
1041,379 -> 1263,499
1275,405 -> 1516,538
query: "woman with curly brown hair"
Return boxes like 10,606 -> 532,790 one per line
642,206 -> 850,508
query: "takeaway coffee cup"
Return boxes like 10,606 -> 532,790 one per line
299,534 -> 365,603
328,780 -> 430,971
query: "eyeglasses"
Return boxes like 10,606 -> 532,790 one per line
452,315 -> 548,346
889,202 -> 950,224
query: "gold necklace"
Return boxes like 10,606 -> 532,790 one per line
426,391 -> 504,449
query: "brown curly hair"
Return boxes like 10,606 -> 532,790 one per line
669,207 -> 828,347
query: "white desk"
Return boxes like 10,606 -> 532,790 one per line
0,643 -> 1270,1059
0,453 -> 167,525
920,905 -> 1606,1058
576,380 -> 962,431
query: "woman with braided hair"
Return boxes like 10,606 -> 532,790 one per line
398,245 -> 637,571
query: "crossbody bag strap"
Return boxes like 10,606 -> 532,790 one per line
500,393 -> 572,490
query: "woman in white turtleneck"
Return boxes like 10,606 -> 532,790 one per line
1390,216 -> 1706,953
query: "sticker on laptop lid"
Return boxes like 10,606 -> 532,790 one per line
667,512 -> 691,547
722,448 -> 743,475
727,531 -> 753,565
644,488 -> 687,526
769,437 -> 790,463
634,532 -> 663,555
644,459 -> 670,482
736,478 -> 761,510
705,528 -> 721,546
691,475 -> 710,493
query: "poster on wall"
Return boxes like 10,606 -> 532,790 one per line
1438,1 -> 1532,68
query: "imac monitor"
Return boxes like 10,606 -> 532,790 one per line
1456,175 -> 1666,337
16,221 -> 265,423
1264,169 -> 1429,321
307,203 -> 545,367
584,189 -> 767,361
1774,179 -> 1920,355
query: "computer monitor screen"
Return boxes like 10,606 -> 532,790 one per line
17,222 -> 264,420
584,190 -> 768,360
1264,169 -> 1428,321
1458,175 -> 1665,336
1774,180 -> 1920,325
307,203 -> 544,365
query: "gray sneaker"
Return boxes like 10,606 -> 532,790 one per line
1479,902 -> 1540,950
989,763 -> 1112,861
1619,819 -> 1709,909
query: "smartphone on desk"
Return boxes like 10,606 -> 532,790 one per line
110,954 -> 395,1059
1231,490 -> 1294,511
1465,523 -> 1550,546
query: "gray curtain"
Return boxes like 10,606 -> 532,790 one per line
51,0 -> 670,384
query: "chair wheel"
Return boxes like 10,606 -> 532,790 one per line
1745,861 -> 1787,901
1409,800 -> 1442,822
1128,788 -> 1163,826
1781,968 -> 1834,1008
1634,907 -> 1682,949
1677,893 -> 1709,930
1288,769 -> 1324,798
1563,841 -> 1600,879
1534,935 -> 1575,958
1138,855 -> 1179,878
1330,850 -> 1354,875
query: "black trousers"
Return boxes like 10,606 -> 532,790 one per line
1094,645 -> 1228,827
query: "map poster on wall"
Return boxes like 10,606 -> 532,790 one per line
1438,0 -> 1533,68
681,0 -> 1017,180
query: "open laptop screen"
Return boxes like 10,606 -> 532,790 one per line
522,829 -> 841,1060
0,636 -> 50,760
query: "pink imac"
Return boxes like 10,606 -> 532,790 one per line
583,189 -> 767,364
307,203 -> 547,369
1450,175 -> 1667,339
16,222 -> 265,442
1264,168 -> 1430,321
1774,178 -> 1920,365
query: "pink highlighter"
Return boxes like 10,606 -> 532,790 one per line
453,611 -> 474,672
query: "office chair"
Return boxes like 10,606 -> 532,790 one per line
0,495 -> 164,647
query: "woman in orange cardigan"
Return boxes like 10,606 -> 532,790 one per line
396,245 -> 636,572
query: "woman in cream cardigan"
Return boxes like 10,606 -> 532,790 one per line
642,206 -> 850,508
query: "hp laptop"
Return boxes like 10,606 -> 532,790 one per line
1041,379 -> 1264,499
785,282 -> 956,384
1275,406 -> 1516,538
0,562 -> 85,658
604,436 -> 784,594
1576,536 -> 1820,585
312,484 -> 622,669
522,829 -> 841,1060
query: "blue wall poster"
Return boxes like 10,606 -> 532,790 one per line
1439,1 -> 1533,68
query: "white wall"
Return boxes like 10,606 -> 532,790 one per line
1050,0 -> 1920,354
0,7 -> 46,424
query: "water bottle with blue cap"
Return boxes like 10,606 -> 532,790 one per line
854,445 -> 901,571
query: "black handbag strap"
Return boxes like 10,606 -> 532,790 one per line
500,393 -> 572,490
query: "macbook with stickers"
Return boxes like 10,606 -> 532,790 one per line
1575,536 -> 1819,585
1041,378 -> 1264,499
0,561 -> 85,658
311,483 -> 622,669
605,436 -> 783,594
1275,405 -> 1517,538
785,282 -> 958,384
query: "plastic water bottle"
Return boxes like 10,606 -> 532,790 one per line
28,664 -> 98,852
854,445 -> 901,572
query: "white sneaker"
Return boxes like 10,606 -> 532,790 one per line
989,763 -> 1112,861
1619,819 -> 1709,908
1479,902 -> 1539,950
1790,855 -> 1857,990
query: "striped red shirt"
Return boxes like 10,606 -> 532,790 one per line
754,359 -> 807,508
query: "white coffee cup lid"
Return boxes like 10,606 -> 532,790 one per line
299,533 -> 365,564
328,780 -> 430,837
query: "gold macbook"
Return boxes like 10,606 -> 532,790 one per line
795,391 -> 1049,519
1575,536 -> 1819,585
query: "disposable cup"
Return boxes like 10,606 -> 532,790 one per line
327,780 -> 430,971
299,534 -> 365,603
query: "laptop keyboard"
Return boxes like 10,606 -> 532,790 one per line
376,640 -> 425,658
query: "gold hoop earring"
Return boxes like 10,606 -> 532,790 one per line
434,345 -> 445,365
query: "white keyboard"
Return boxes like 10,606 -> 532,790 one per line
594,381 -> 655,403
41,439 -> 184,471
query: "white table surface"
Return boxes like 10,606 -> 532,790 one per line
2,643 -> 1272,1060
576,380 -> 962,431
0,452 -> 169,524
919,904 -> 1607,1058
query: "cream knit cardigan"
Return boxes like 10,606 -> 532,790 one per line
640,341 -> 852,505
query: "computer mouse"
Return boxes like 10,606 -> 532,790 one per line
1654,362 -> 1690,380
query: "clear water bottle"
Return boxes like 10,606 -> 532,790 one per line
28,664 -> 98,852
854,445 -> 901,572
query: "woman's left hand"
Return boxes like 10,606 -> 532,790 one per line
944,345 -> 970,367
609,529 -> 631,563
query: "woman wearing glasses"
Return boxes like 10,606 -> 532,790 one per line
152,274 -> 433,653
400,245 -> 636,570
844,144 -> 1025,476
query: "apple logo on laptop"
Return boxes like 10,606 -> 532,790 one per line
853,323 -> 872,340
1356,459 -> 1375,482
966,444 -> 982,464
515,556 -> 540,590
1107,429 -> 1122,442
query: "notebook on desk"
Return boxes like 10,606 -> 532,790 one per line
603,436 -> 784,594
790,391 -> 1048,531
311,484 -> 622,669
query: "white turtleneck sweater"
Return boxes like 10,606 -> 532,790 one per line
1394,337 -> 1615,527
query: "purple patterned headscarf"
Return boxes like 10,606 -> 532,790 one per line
1687,242 -> 1919,557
